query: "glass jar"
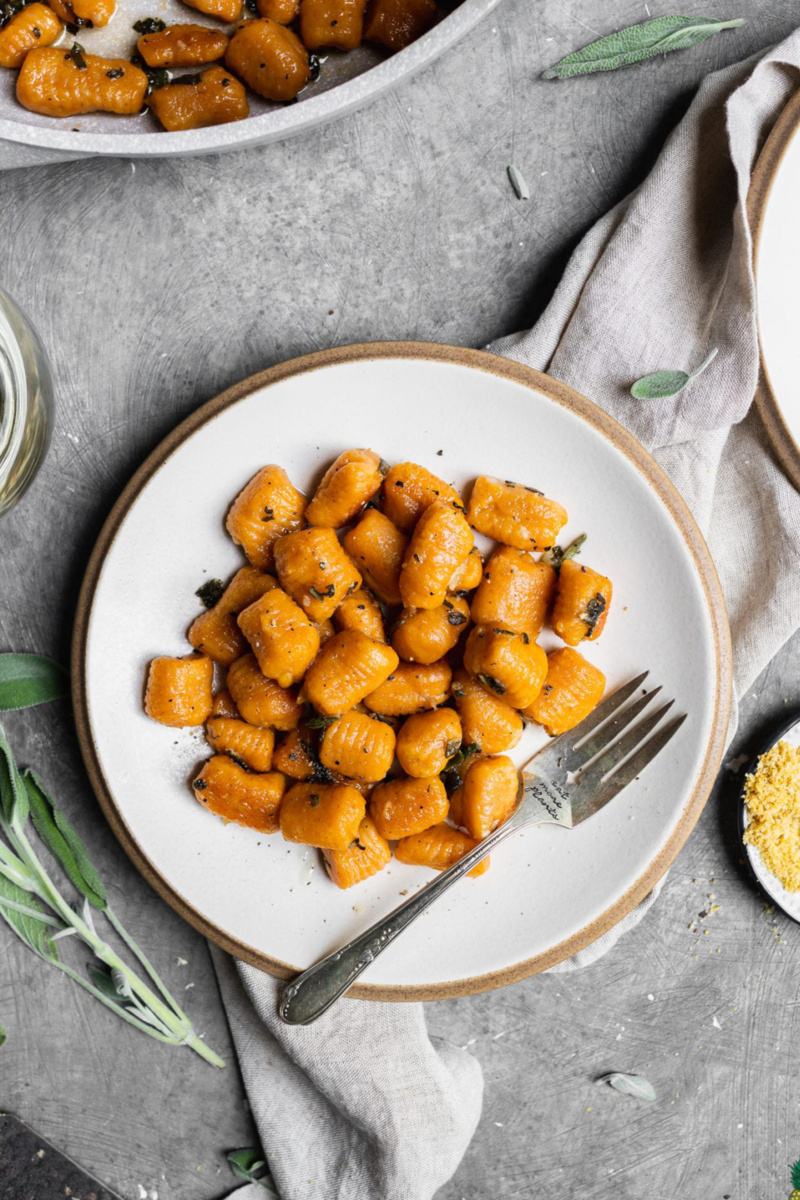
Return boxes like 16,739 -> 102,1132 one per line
0,288 -> 54,518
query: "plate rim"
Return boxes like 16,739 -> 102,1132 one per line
71,340 -> 733,1001
749,87 -> 800,494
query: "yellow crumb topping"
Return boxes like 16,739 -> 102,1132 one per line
743,740 -> 800,891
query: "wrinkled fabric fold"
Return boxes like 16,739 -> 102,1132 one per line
213,946 -> 483,1200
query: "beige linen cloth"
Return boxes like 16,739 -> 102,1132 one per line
214,32 -> 800,1200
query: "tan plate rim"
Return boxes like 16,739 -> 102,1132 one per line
71,341 -> 733,1002
749,87 -> 800,493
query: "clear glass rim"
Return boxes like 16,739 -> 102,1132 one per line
0,297 -> 27,485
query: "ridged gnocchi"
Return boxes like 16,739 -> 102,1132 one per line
144,448 -> 612,889
1,0 -> 460,133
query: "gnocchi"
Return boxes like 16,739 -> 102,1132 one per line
17,46 -> 147,117
1,0 -> 451,132
146,64 -> 248,131
144,448 -> 613,889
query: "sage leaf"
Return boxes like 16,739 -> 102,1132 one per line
306,715 -> 338,730
541,532 -> 587,571
0,873 -> 58,960
87,962 -> 122,1001
597,1071 -> 657,1102
228,1148 -> 279,1193
441,742 -> 480,795
542,16 -> 744,80
478,673 -> 506,695
631,347 -> 717,400
0,1018 -> 6,1047
23,770 -> 107,910
0,723 -> 28,828
0,654 -> 68,712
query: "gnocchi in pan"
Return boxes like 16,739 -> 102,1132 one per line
1,0 -> 451,130
144,449 -> 615,888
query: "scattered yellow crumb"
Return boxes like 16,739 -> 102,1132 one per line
743,740 -> 800,891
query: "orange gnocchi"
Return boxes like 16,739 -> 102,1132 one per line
467,476 -> 568,552
463,625 -> 548,711
145,448 -> 611,890
306,448 -> 384,527
2,0 -> 458,133
145,654 -> 213,727
0,5 -> 62,70
274,526 -> 361,622
188,565 -> 277,666
304,630 -> 398,716
238,587 -> 320,686
226,465 -> 307,571
343,509 -> 408,605
399,501 -> 473,609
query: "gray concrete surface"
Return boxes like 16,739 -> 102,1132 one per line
2,2 -> 800,1197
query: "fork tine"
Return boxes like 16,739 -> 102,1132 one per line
570,714 -> 687,827
532,671 -> 649,769
558,686 -> 663,772
572,701 -> 675,792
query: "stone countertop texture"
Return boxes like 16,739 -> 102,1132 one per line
2,2 -> 800,1198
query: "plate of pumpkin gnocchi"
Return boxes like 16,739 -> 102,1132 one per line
73,343 -> 731,998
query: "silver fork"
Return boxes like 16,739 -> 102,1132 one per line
279,673 -> 686,1025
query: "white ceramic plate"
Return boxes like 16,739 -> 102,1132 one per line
0,0 -> 501,157
73,343 -> 731,1000
752,91 -> 800,490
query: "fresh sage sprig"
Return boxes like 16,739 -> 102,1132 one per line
542,16 -> 744,80
228,1148 -> 279,1194
0,706 -> 224,1067
631,347 -> 717,399
0,654 -> 68,712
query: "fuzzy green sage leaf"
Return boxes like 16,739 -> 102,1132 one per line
0,654 -> 68,713
0,722 -> 28,827
0,1018 -> 5,1047
0,872 -> 60,959
228,1148 -> 279,1193
23,769 -> 108,910
597,1071 -> 656,1102
306,715 -> 338,730
631,347 -> 718,400
542,16 -> 744,80
541,532 -> 587,571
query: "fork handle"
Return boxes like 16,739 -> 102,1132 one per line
279,812 -> 527,1025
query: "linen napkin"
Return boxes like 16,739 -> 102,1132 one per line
214,30 -> 800,1200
